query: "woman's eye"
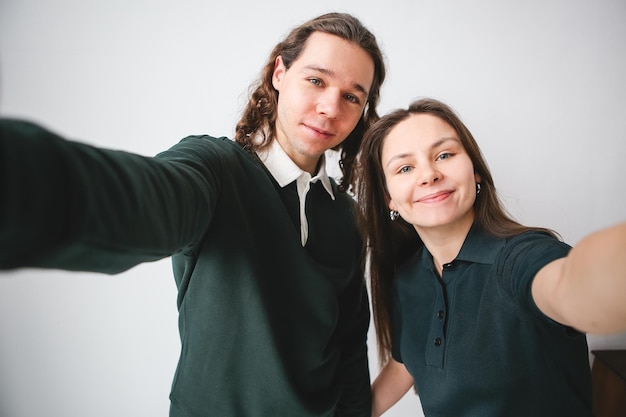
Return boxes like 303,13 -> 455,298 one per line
399,166 -> 412,174
437,152 -> 452,161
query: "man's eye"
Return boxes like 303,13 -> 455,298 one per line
345,94 -> 359,104
309,78 -> 322,86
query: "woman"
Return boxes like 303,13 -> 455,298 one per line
355,98 -> 626,417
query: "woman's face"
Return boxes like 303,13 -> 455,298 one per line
381,113 -> 480,234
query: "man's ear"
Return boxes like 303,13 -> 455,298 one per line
272,56 -> 286,90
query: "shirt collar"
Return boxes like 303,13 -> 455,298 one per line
420,223 -> 506,267
256,138 -> 335,200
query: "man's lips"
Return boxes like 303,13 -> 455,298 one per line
303,123 -> 334,138
417,190 -> 453,203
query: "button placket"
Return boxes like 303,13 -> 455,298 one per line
425,269 -> 447,368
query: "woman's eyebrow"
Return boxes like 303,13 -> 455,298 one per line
384,136 -> 460,169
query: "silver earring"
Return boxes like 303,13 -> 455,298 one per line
476,183 -> 481,195
389,210 -> 399,221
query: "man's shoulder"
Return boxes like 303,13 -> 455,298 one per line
159,134 -> 253,161
178,134 -> 240,151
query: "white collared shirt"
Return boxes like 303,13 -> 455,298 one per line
256,139 -> 335,246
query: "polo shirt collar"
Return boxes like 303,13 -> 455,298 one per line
256,138 -> 335,199
421,223 -> 506,266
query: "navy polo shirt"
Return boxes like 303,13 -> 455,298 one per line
392,225 -> 592,417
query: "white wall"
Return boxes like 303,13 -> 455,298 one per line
1,1 -> 625,416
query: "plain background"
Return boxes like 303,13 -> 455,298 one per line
1,1 -> 625,416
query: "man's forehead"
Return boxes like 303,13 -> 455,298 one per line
296,32 -> 374,92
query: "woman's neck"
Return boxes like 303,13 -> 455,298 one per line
415,213 -> 475,277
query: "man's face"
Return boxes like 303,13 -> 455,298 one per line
272,31 -> 375,174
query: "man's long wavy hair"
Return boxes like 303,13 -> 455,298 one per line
354,98 -> 559,364
235,12 -> 386,193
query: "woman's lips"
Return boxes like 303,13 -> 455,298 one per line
417,190 -> 452,203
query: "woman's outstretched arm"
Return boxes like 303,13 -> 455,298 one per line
533,221 -> 626,334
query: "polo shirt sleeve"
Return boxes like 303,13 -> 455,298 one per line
496,231 -> 571,321
0,118 -> 221,274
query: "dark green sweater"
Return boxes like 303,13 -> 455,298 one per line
0,119 -> 371,416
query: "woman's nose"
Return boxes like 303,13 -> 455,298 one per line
418,163 -> 440,185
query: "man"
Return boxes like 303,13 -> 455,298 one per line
0,12 -> 386,417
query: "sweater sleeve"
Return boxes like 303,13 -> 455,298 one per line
0,118 -> 221,274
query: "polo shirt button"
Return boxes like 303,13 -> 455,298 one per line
437,310 -> 444,319
434,337 -> 442,346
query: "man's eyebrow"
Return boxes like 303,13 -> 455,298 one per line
304,65 -> 370,97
